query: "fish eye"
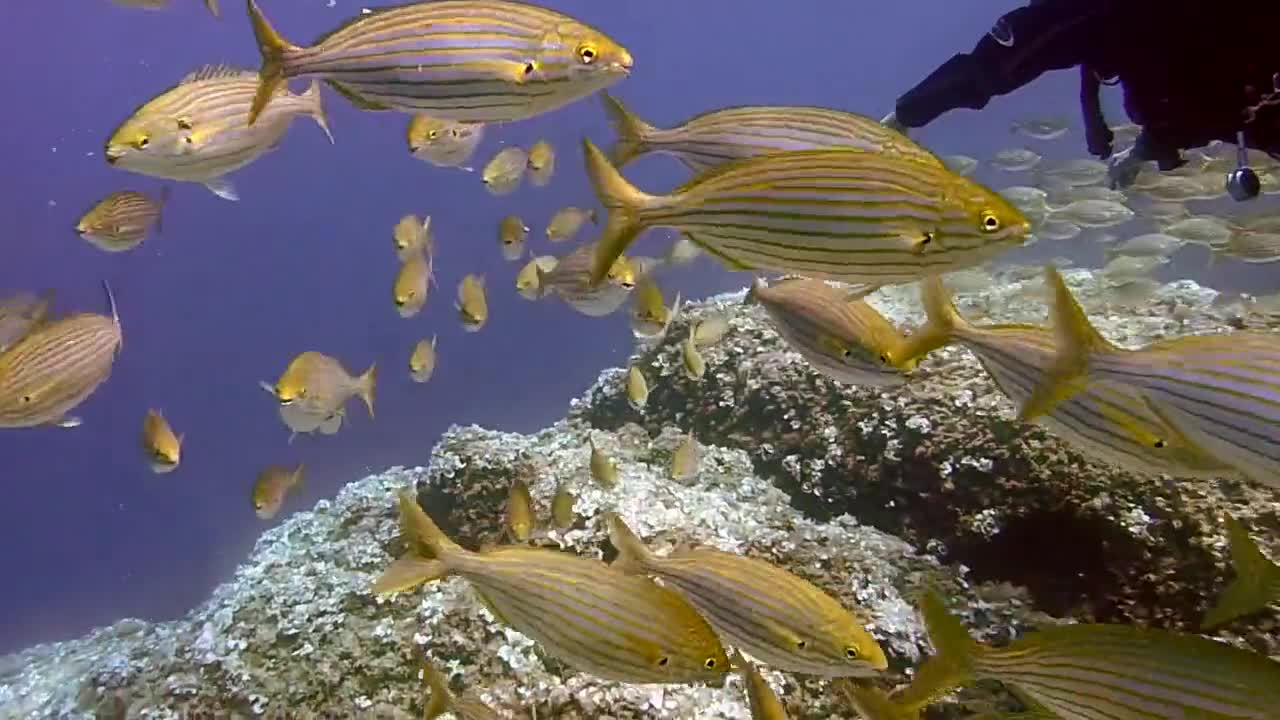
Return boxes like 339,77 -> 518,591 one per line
796,640 -> 808,650
980,212 -> 1001,232
577,44 -> 598,64
136,137 -> 150,149
703,658 -> 718,669
878,353 -> 890,364
844,647 -> 859,659
656,656 -> 669,667
20,395 -> 32,404
427,130 -> 439,140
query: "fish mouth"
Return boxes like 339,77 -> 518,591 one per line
104,147 -> 124,164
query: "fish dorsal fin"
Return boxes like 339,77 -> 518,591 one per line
181,64 -> 255,84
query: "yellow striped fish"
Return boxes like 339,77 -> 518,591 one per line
0,284 -> 122,428
0,290 -> 54,354
375,491 -> 730,684
1202,514 -> 1280,628
1023,267 -> 1280,489
246,0 -> 633,124
606,513 -> 887,676
407,114 -> 485,169
908,277 -> 1234,479
601,93 -> 941,172
106,65 -> 331,201
538,243 -> 635,317
734,651 -> 790,720
895,589 -> 1280,718
582,140 -> 1030,286
141,409 -> 182,474
747,277 -> 919,387
422,660 -> 501,720
76,189 -> 169,252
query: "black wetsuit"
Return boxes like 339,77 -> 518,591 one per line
893,0 -> 1280,168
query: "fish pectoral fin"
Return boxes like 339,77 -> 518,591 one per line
372,555 -> 448,595
53,416 -> 83,429
904,230 -> 940,255
324,81 -> 391,112
203,178 -> 239,202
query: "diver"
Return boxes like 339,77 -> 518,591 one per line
880,0 -> 1280,201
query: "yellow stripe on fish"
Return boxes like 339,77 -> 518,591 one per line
375,491 -> 729,684
246,0 -> 632,124
76,188 -> 169,252
601,92 -> 941,172
581,139 -> 1030,286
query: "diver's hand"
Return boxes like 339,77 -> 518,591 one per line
1106,147 -> 1143,190
880,111 -> 910,136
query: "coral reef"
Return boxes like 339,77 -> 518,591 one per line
2,268 -> 1277,719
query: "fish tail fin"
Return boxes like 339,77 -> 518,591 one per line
1203,514 -> 1278,628
889,590 -> 980,710
204,0 -> 219,18
357,362 -> 377,418
895,275 -> 962,369
246,0 -> 298,126
302,80 -> 334,144
422,661 -> 455,720
600,92 -> 656,167
1019,266 -> 1114,422
371,491 -> 462,594
155,185 -> 172,235
604,512 -> 657,575
581,138 -> 655,285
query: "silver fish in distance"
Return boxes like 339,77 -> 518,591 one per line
990,147 -> 1041,172
1009,117 -> 1068,141
406,114 -> 485,169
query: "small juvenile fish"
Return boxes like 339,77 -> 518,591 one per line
538,244 -> 635,317
939,154 -> 978,176
515,256 -> 557,300
670,431 -> 699,481
0,283 -> 122,428
422,660 -> 501,720
734,651 -> 790,720
1032,219 -> 1081,241
607,514 -> 888,676
990,147 -> 1041,172
1106,277 -> 1161,306
600,93 -> 942,172
393,214 -> 433,262
1048,199 -> 1134,228
582,140 -> 1030,287
589,438 -> 618,489
692,314 -> 730,347
406,114 -> 485,169
893,589 -> 1280,718
393,248 -> 432,318
252,464 -> 304,519
409,336 -> 437,384
527,139 -> 555,187
1044,184 -> 1126,209
505,477 -> 535,542
0,290 -> 54,353
141,409 -> 182,473
1214,230 -> 1280,263
682,335 -> 706,380
498,215 -> 529,262
268,351 -> 376,422
456,274 -> 488,331
1101,253 -> 1167,282
1143,201 -> 1189,224
76,189 -> 168,252
747,277 -> 918,386
1104,232 -> 1183,259
1009,117 -> 1068,141
631,277 -> 681,339
246,0 -> 632,124
545,206 -> 596,243
1023,267 -> 1280,488
1036,157 -> 1107,186
626,366 -> 649,411
106,65 -> 331,201
1162,216 -> 1237,246
551,483 -> 576,530
1202,514 -> 1280,628
375,491 -> 730,684
482,146 -> 527,196
997,186 -> 1048,215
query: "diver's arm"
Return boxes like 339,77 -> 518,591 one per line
891,0 -> 1103,129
